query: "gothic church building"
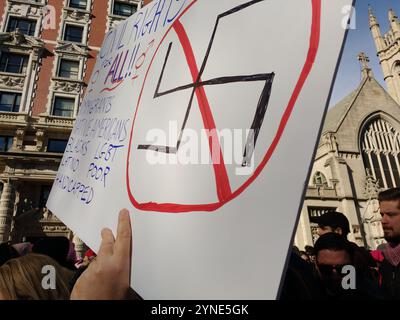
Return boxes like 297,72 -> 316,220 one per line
295,8 -> 400,250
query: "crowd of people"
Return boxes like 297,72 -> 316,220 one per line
1,187 -> 400,300
281,187 -> 400,300
0,209 -> 141,300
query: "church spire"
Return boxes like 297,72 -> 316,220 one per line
358,52 -> 374,79
369,5 -> 379,27
389,8 -> 397,22
369,6 -> 400,104
389,9 -> 400,38
369,6 -> 385,52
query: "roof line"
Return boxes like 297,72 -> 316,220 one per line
324,76 -> 369,133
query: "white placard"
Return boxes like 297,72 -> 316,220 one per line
47,0 -> 353,299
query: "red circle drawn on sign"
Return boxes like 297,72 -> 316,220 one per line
126,0 -> 321,213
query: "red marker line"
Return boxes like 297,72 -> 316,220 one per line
125,0 -> 321,213
100,80 -> 124,93
232,0 -> 321,199
173,19 -> 232,202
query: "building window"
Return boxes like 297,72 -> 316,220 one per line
69,0 -> 88,9
0,53 -> 28,74
63,25 -> 84,43
39,185 -> 52,208
113,1 -> 137,17
58,59 -> 79,79
0,136 -> 13,151
52,97 -> 75,117
47,139 -> 68,153
361,117 -> 400,188
312,171 -> 328,187
0,92 -> 21,112
7,17 -> 37,36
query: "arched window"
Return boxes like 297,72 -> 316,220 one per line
313,171 -> 328,187
361,117 -> 400,188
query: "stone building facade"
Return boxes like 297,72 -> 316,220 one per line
295,7 -> 400,251
0,0 -> 146,258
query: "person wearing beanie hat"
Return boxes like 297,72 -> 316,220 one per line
310,211 -> 350,237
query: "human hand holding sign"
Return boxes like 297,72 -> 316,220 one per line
71,209 -> 135,300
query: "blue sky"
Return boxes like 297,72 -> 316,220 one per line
329,0 -> 400,107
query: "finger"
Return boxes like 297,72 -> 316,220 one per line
98,228 -> 115,256
115,209 -> 132,258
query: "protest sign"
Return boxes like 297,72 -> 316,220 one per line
47,0 -> 353,299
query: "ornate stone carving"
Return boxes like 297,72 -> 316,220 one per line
42,225 -> 69,232
35,129 -> 45,151
71,10 -> 85,20
55,42 -> 88,56
15,128 -> 25,151
0,113 -> 18,122
53,79 -> 82,93
0,112 -> 29,124
38,114 -> 75,127
42,208 -> 52,220
363,169 -> 381,200
0,29 -> 44,49
63,8 -> 91,23
321,132 -> 338,152
9,1 -> 44,17
0,74 -> 25,88
12,28 -> 25,45
40,209 -> 62,222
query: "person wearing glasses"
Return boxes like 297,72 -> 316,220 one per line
311,211 -> 377,282
314,232 -> 383,300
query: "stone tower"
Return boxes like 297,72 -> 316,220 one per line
370,6 -> 400,104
